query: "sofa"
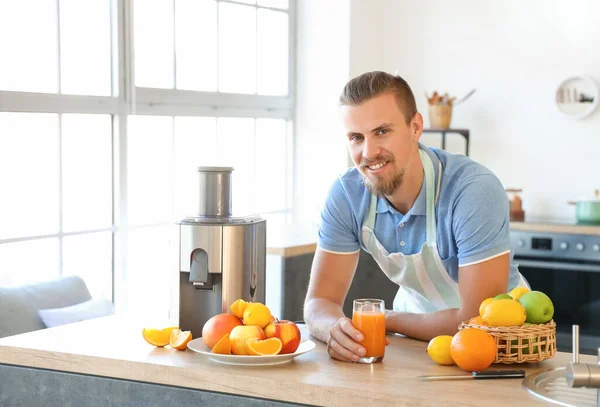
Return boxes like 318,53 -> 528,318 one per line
0,275 -> 110,339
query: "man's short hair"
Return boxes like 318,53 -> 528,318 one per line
339,71 -> 417,125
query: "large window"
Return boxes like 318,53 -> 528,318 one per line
0,0 -> 295,318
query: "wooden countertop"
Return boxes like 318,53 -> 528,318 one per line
266,222 -> 600,258
0,315 -> 593,406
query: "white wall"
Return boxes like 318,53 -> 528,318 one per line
294,0 -> 352,226
362,0 -> 600,222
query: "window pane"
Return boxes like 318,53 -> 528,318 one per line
0,113 -> 59,239
134,0 -> 175,88
235,0 -> 256,4
128,116 -> 173,225
174,117 -> 217,219
255,119 -> 286,212
218,3 -> 256,94
59,0 -> 112,96
62,114 -> 113,232
0,1 -> 58,93
63,232 -> 113,301
257,9 -> 288,96
0,239 -> 59,287
217,118 -> 255,215
126,225 -> 174,318
257,0 -> 288,10
175,0 -> 217,91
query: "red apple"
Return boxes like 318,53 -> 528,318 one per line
264,320 -> 301,354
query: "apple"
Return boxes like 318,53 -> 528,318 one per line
494,293 -> 513,300
518,291 -> 554,324
264,320 -> 301,354
229,325 -> 265,355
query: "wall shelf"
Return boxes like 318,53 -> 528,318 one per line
422,128 -> 470,156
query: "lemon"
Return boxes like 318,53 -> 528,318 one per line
242,302 -> 273,328
479,297 -> 494,316
482,299 -> 527,326
508,287 -> 530,301
426,335 -> 455,365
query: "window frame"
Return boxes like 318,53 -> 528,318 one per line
0,0 -> 297,311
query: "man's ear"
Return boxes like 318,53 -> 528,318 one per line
411,112 -> 424,141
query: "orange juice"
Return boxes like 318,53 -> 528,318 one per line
352,311 -> 386,358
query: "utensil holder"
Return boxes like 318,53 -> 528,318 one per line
458,320 -> 557,364
428,105 -> 453,129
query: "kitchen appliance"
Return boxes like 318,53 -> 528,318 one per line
510,229 -> 600,355
569,189 -> 600,225
178,167 -> 266,339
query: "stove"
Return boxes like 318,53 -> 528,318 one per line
509,227 -> 600,355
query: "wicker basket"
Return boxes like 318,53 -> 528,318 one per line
458,320 -> 557,364
428,104 -> 453,129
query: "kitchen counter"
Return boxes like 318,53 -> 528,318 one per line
0,315 -> 594,406
267,222 -> 600,258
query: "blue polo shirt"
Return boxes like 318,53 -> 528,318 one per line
318,143 -> 522,289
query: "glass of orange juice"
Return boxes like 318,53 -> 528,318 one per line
352,298 -> 386,363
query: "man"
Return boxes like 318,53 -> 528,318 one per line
303,71 -> 528,363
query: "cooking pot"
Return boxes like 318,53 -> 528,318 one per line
568,189 -> 600,224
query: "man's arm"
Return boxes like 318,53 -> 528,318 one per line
303,248 -> 359,343
385,252 -> 509,341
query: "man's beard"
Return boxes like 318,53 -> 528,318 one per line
360,154 -> 404,196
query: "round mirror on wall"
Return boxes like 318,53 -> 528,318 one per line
555,75 -> 598,119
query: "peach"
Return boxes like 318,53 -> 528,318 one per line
264,320 -> 301,354
201,313 -> 243,349
230,325 -> 266,355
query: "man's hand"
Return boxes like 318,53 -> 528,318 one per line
326,317 -> 366,362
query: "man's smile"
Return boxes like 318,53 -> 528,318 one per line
365,161 -> 389,173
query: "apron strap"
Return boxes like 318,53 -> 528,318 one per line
420,150 -> 437,245
364,193 -> 378,230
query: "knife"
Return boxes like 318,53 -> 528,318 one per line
418,369 -> 526,381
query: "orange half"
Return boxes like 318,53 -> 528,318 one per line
245,337 -> 282,356
170,329 -> 193,350
230,299 -> 249,319
212,333 -> 231,354
142,326 -> 179,347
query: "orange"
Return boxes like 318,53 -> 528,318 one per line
169,329 -> 193,350
212,333 -> 232,355
450,328 -> 497,372
245,337 -> 282,355
142,326 -> 179,347
243,302 -> 273,328
230,299 -> 249,319
468,316 -> 487,326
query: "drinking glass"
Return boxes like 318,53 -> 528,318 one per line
352,298 -> 386,363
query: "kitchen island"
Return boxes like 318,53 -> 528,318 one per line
0,315 -> 593,406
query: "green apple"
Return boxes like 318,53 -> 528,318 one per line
494,293 -> 513,300
510,338 -> 539,354
519,291 -> 554,324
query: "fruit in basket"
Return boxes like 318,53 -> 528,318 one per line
245,337 -> 283,355
482,299 -> 527,326
494,293 -> 512,300
230,325 -> 266,355
202,313 -> 243,349
243,302 -> 273,329
426,335 -> 455,365
479,297 -> 494,316
264,320 -> 301,354
230,299 -> 249,319
450,328 -> 496,372
468,316 -> 487,326
518,291 -> 554,324
508,287 -> 530,301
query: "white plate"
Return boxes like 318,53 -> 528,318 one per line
187,337 -> 316,366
